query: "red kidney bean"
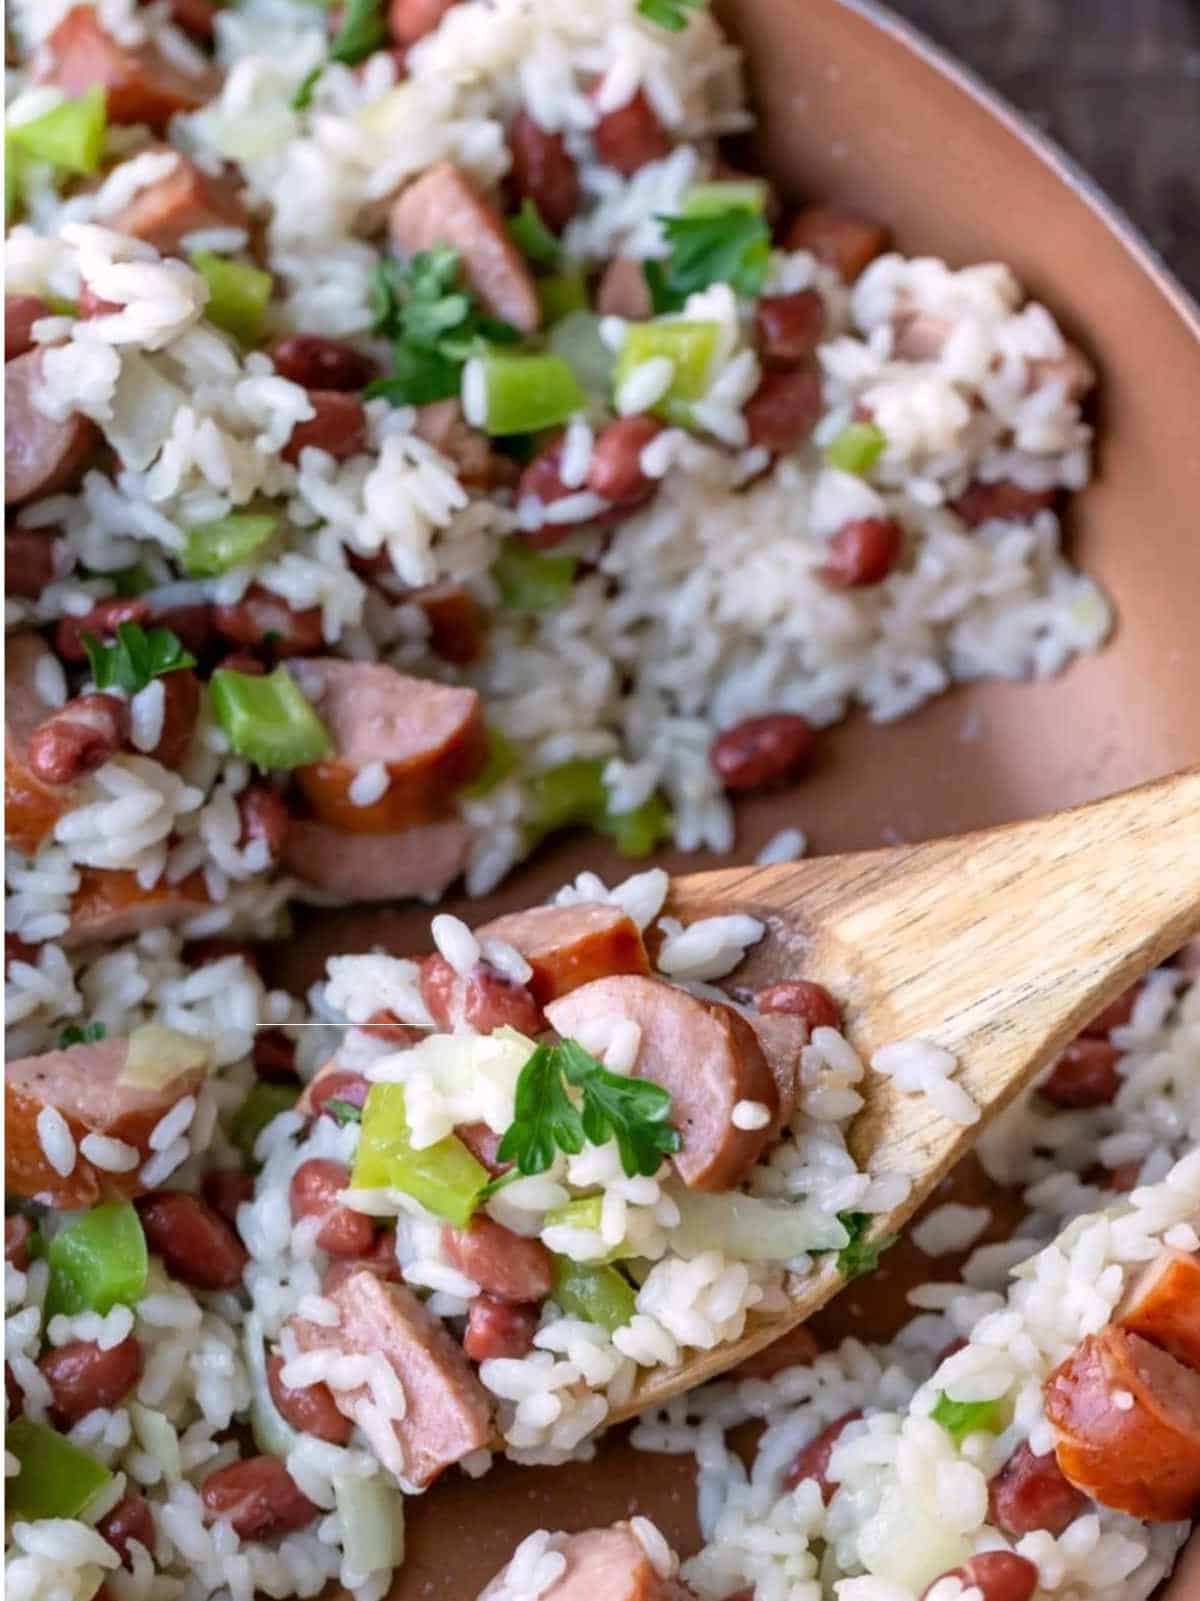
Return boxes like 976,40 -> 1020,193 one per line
987,1441 -> 1087,1537
1101,1159 -> 1143,1193
920,1552 -> 1038,1601
360,1010 -> 422,1045
455,1121 -> 509,1176
1081,982 -> 1141,1039
97,1492 -> 155,1565
163,0 -> 219,36
5,1215 -> 34,1270
237,783 -> 291,859
77,285 -> 123,319
213,586 -> 323,656
415,583 -> 488,667
7,295 -> 51,361
201,1456 -> 319,1539
186,938 -> 261,974
784,1409 -> 862,1498
214,649 -> 267,677
270,336 -> 377,393
442,1216 -> 553,1304
952,480 -> 1059,529
591,87 -> 671,177
1038,1038 -> 1122,1109
463,1294 -> 539,1361
266,1350 -> 352,1445
756,981 -> 841,1031
136,1192 -> 249,1290
822,517 -> 904,588
153,602 -> 213,658
781,206 -> 891,283
149,667 -> 200,770
27,693 -> 130,785
508,111 -> 580,233
732,1323 -> 821,1381
387,0 -> 459,44
289,1158 -> 375,1257
420,954 -> 543,1037
586,415 -> 663,509
40,1335 -> 143,1426
5,529 -> 57,597
516,438 -> 579,548
321,1230 -> 400,1294
307,1069 -> 371,1121
743,367 -> 823,453
201,1168 -> 255,1228
55,597 -> 151,662
709,713 -> 816,792
281,392 -> 367,464
253,1029 -> 297,1081
754,291 -> 825,367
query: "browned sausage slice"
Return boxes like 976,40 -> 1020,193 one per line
64,868 -> 210,949
441,1216 -> 553,1304
6,1033 -> 208,1208
6,633 -> 77,853
1044,1326 -> 1200,1521
475,903 -> 650,1005
109,158 -> 247,257
38,6 -> 218,132
745,1011 -> 807,1134
477,1524 -> 685,1601
544,976 -> 779,1191
289,1266 -> 493,1489
1117,1251 -> 1200,1371
389,162 -> 540,334
281,818 -> 473,902
5,350 -> 98,506
6,296 -> 50,361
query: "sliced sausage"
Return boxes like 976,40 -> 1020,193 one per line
292,659 -> 485,832
288,1266 -> 493,1488
6,633 -> 77,853
743,367 -> 823,454
1044,1326 -> 1200,1520
591,89 -> 672,177
212,586 -> 322,656
595,257 -> 652,322
55,596 -> 151,663
38,6 -> 218,132
783,1408 -> 861,1498
5,349 -> 98,506
732,1323 -> 820,1381
280,817 -> 474,902
709,713 -> 816,792
200,1456 -> 318,1539
745,1011 -> 807,1135
952,481 -> 1059,529
109,158 -> 246,257
478,1524 -> 682,1601
6,1035 -> 207,1209
6,295 -> 50,361
1117,1251 -> 1200,1373
281,392 -> 367,463
987,1439 -> 1087,1537
822,517 -> 903,588
475,902 -> 650,1006
389,162 -> 540,334
136,1191 -> 249,1291
463,1295 -> 539,1362
270,335 -> 376,393
544,975 -> 780,1191
920,1553 -> 1038,1601
266,1350 -> 352,1445
756,981 -> 841,1032
27,693 -> 129,785
419,954 -> 543,1037
387,0 -> 460,45
64,867 -> 209,949
455,1121 -> 509,1177
781,206 -> 891,282
1038,1039 -> 1122,1109
508,112 -> 580,234
587,416 -> 663,509
5,529 -> 57,597
754,291 -> 825,367
289,1157 -> 375,1257
414,582 -> 488,667
441,1216 -> 553,1304
41,1335 -> 143,1426
97,1492 -> 155,1565
237,783 -> 291,860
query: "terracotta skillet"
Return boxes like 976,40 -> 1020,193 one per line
268,0 -> 1200,1592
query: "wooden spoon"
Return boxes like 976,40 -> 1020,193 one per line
605,764 -> 1200,1422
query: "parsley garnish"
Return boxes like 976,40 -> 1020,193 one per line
329,0 -> 387,65
834,1210 -> 897,1280
325,1098 -> 363,1126
57,1021 -> 106,1048
637,0 -> 704,31
644,204 -> 771,314
292,66 -> 322,112
82,623 -> 196,696
931,1393 -> 1005,1445
506,199 -> 562,268
366,247 -> 519,406
497,1038 -> 681,1180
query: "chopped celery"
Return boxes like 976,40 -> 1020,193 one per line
551,1257 -> 636,1332
353,1083 -> 488,1228
683,178 -> 769,216
6,1419 -> 112,1521
548,311 -> 616,409
45,1201 -> 147,1320
183,513 -> 278,577
209,665 -> 332,771
9,87 -> 106,176
474,352 -> 586,436
931,1393 -> 1005,1445
243,1312 -> 298,1458
492,544 -> 577,612
825,420 -> 886,475
463,725 -> 519,797
526,757 -> 607,834
232,1080 -> 299,1159
613,320 -> 720,424
670,1191 -> 850,1261
603,792 -> 672,858
537,269 -> 588,326
190,251 -> 272,345
335,1473 -> 406,1574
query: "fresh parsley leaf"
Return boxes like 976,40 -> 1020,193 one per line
329,0 -> 387,65
506,199 -> 562,269
497,1042 -> 585,1175
645,204 -> 771,313
835,1210 -> 897,1280
931,1392 -> 1005,1445
57,1021 -> 106,1048
637,0 -> 704,31
292,66 -> 322,111
82,623 -> 196,696
325,1098 -> 363,1126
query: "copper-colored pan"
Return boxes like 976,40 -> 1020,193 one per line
273,1 -> 1200,1591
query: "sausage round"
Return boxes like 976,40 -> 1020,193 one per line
5,350 -> 98,506
1116,1250 -> 1200,1370
475,902 -> 650,1005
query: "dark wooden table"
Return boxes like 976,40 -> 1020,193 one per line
888,0 -> 1200,295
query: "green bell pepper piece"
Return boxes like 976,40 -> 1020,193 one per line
183,513 -> 278,577
232,1080 -> 300,1159
209,665 -> 332,771
352,1084 -> 488,1229
825,420 -> 886,475
931,1392 -> 1006,1445
190,251 -> 272,345
45,1201 -> 147,1320
463,725 -> 519,797
613,320 -> 721,425
476,352 -> 587,436
492,544 -> 577,612
6,1419 -> 112,1521
683,179 -> 769,217
551,1256 -> 636,1333
8,87 -> 106,176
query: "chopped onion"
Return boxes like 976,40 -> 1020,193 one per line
668,1191 -> 850,1261
121,1025 -> 209,1091
335,1472 -> 405,1574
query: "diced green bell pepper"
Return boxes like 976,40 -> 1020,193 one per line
545,1194 -> 637,1264
183,513 -> 278,577
232,1080 -> 300,1159
474,352 -> 587,436
930,1392 -> 1006,1445
825,420 -> 886,475
551,1256 -> 636,1332
463,725 -> 519,797
111,563 -> 154,597
45,1201 -> 147,1320
190,251 -> 273,345
492,544 -> 577,612
603,792 -> 672,858
525,756 -> 671,858
683,179 -> 769,217
209,665 -> 332,771
8,87 -> 107,176
352,1083 -> 488,1228
537,269 -> 589,326
506,198 -> 562,269
613,320 -> 721,425
6,1419 -> 113,1521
